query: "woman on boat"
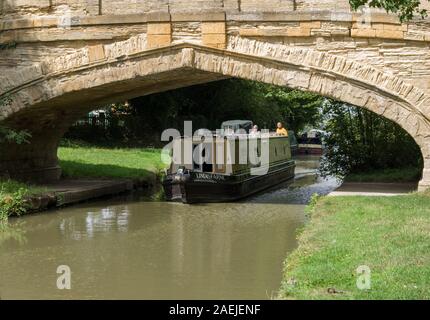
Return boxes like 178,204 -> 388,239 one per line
276,122 -> 289,137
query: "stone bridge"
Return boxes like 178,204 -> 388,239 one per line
1,0 -> 430,190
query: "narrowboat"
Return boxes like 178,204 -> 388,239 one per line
297,129 -> 326,155
162,121 -> 296,203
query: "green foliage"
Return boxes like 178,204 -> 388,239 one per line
151,187 -> 167,201
0,189 -> 29,222
258,84 -> 324,133
349,0 -> 428,21
319,100 -> 423,180
0,125 -> 31,144
0,180 -> 43,223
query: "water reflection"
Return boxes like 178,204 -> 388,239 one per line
58,206 -> 131,241
0,222 -> 26,245
0,157 -> 339,299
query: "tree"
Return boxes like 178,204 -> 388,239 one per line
349,0 -> 427,21
258,84 -> 324,133
319,100 -> 423,179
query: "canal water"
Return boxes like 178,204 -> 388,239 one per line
0,157 -> 339,300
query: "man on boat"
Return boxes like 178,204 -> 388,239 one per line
276,122 -> 289,136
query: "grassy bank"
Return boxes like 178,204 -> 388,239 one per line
345,167 -> 421,183
279,193 -> 430,299
0,180 -> 46,222
58,143 -> 166,180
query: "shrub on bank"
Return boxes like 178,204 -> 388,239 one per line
0,180 -> 45,222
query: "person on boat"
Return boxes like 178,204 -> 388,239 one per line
276,122 -> 289,136
250,125 -> 259,135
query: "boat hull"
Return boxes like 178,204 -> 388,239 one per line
298,144 -> 324,155
163,161 -> 295,204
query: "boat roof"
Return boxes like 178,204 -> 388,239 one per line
221,120 -> 253,127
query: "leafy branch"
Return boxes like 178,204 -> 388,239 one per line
349,0 -> 428,21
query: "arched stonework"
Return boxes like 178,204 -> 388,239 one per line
1,35 -> 430,190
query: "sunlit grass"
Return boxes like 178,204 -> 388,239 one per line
279,193 -> 430,300
58,145 -> 167,179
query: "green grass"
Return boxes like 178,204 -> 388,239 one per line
58,145 -> 167,180
279,193 -> 430,300
0,179 -> 46,196
345,167 -> 421,183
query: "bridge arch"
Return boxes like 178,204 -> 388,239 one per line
1,35 -> 429,190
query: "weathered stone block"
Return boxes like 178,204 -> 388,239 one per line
202,33 -> 226,48
287,27 -> 311,37
375,29 -> 404,40
239,28 -> 263,37
147,22 -> 172,35
201,21 -> 226,48
240,0 -> 295,11
88,45 -> 105,63
352,21 -> 372,29
147,34 -> 172,48
351,28 -> 376,38
300,21 -> 321,29
146,22 -> 172,48
201,22 -> 226,34
171,12 -> 225,22
146,11 -> 171,22
404,32 -> 425,42
372,23 -> 408,32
